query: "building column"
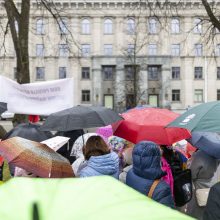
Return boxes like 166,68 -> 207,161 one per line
115,62 -> 125,112
138,68 -> 148,104
161,66 -> 171,108
92,68 -> 102,106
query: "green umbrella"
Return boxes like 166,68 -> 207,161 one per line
0,176 -> 193,220
167,101 -> 220,132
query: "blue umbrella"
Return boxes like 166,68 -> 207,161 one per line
187,132 -> 220,158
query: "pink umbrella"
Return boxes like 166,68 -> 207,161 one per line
96,125 -> 113,142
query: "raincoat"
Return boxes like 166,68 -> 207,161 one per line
186,150 -> 220,220
79,152 -> 119,178
126,141 -> 174,208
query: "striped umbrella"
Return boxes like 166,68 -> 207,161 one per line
0,137 -> 73,178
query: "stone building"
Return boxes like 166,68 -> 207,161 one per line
0,0 -> 220,113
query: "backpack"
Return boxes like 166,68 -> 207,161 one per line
163,147 -> 192,207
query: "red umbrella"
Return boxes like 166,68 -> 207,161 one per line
112,108 -> 191,145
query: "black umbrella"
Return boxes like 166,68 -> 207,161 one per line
55,129 -> 84,163
0,102 -> 7,115
3,123 -> 53,142
41,106 -> 123,131
187,132 -> 220,159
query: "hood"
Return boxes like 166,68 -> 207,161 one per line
87,152 -> 119,175
132,141 -> 166,180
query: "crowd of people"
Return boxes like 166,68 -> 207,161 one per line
0,120 -> 220,220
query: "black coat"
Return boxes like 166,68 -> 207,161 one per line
203,182 -> 220,220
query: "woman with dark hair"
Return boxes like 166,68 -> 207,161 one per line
79,136 -> 119,178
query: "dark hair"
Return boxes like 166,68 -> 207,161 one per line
83,136 -> 110,160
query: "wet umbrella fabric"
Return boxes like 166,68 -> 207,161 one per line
187,132 -> 220,159
41,106 -> 123,131
113,108 -> 191,145
3,123 -> 53,142
0,176 -> 193,220
167,101 -> 220,132
0,102 -> 7,115
0,137 -> 73,178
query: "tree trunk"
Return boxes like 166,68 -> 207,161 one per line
4,0 -> 30,125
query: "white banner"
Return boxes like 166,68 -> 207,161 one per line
0,76 -> 74,115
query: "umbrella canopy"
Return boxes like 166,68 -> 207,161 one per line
70,133 -> 100,158
187,132 -> 220,159
40,105 -> 123,131
40,136 -> 70,151
0,137 -> 73,178
0,176 -> 193,220
0,102 -> 7,115
113,108 -> 191,145
3,123 -> 53,142
96,125 -> 113,142
167,101 -> 220,132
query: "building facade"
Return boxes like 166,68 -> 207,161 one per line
1,0 -> 220,112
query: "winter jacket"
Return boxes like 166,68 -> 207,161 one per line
79,152 -> 119,178
126,141 -> 175,208
203,182 -> 220,220
186,150 -> 219,220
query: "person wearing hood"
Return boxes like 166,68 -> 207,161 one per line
79,136 -> 119,178
126,141 -> 175,208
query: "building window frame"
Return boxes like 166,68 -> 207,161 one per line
195,44 -> 203,57
81,44 -> 91,57
104,18 -> 113,34
36,44 -> 44,57
194,67 -> 203,79
59,67 -> 67,79
194,18 -> 202,34
36,18 -> 44,35
127,18 -> 135,35
172,67 -> 180,80
36,67 -> 45,81
171,18 -> 180,34
59,44 -> 69,57
148,17 -> 157,34
171,44 -> 180,56
148,43 -> 157,56
194,89 -> 204,102
59,17 -> 68,35
102,66 -> 115,81
81,18 -> 90,34
148,65 -> 161,81
172,89 -> 180,102
81,90 -> 90,102
81,67 -> 90,80
104,44 -> 113,56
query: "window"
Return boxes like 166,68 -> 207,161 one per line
149,17 -> 157,34
194,89 -> 203,102
104,44 -> 113,56
171,44 -> 180,56
36,44 -> 44,57
125,65 -> 137,80
148,44 -> 157,56
194,18 -> 202,34
36,18 -> 44,35
59,67 -> 67,79
217,89 -> 220,100
171,18 -> 180,33
82,90 -> 90,102
195,44 -> 203,56
172,67 -> 180,79
82,19 -> 90,34
127,44 -> 134,54
82,67 -> 90,79
104,19 -> 113,34
59,18 -> 68,35
36,67 -> 45,80
102,66 -> 115,80
81,44 -> 91,57
127,18 -> 135,34
217,67 -> 220,79
14,67 -> 17,79
59,44 -> 69,57
216,44 -> 220,56
194,67 -> 203,79
172,89 -> 180,101
148,66 -> 161,80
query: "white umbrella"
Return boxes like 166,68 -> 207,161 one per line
41,136 -> 70,151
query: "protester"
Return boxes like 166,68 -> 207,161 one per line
79,136 -> 119,178
203,182 -> 220,220
126,141 -> 175,208
186,150 -> 220,219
